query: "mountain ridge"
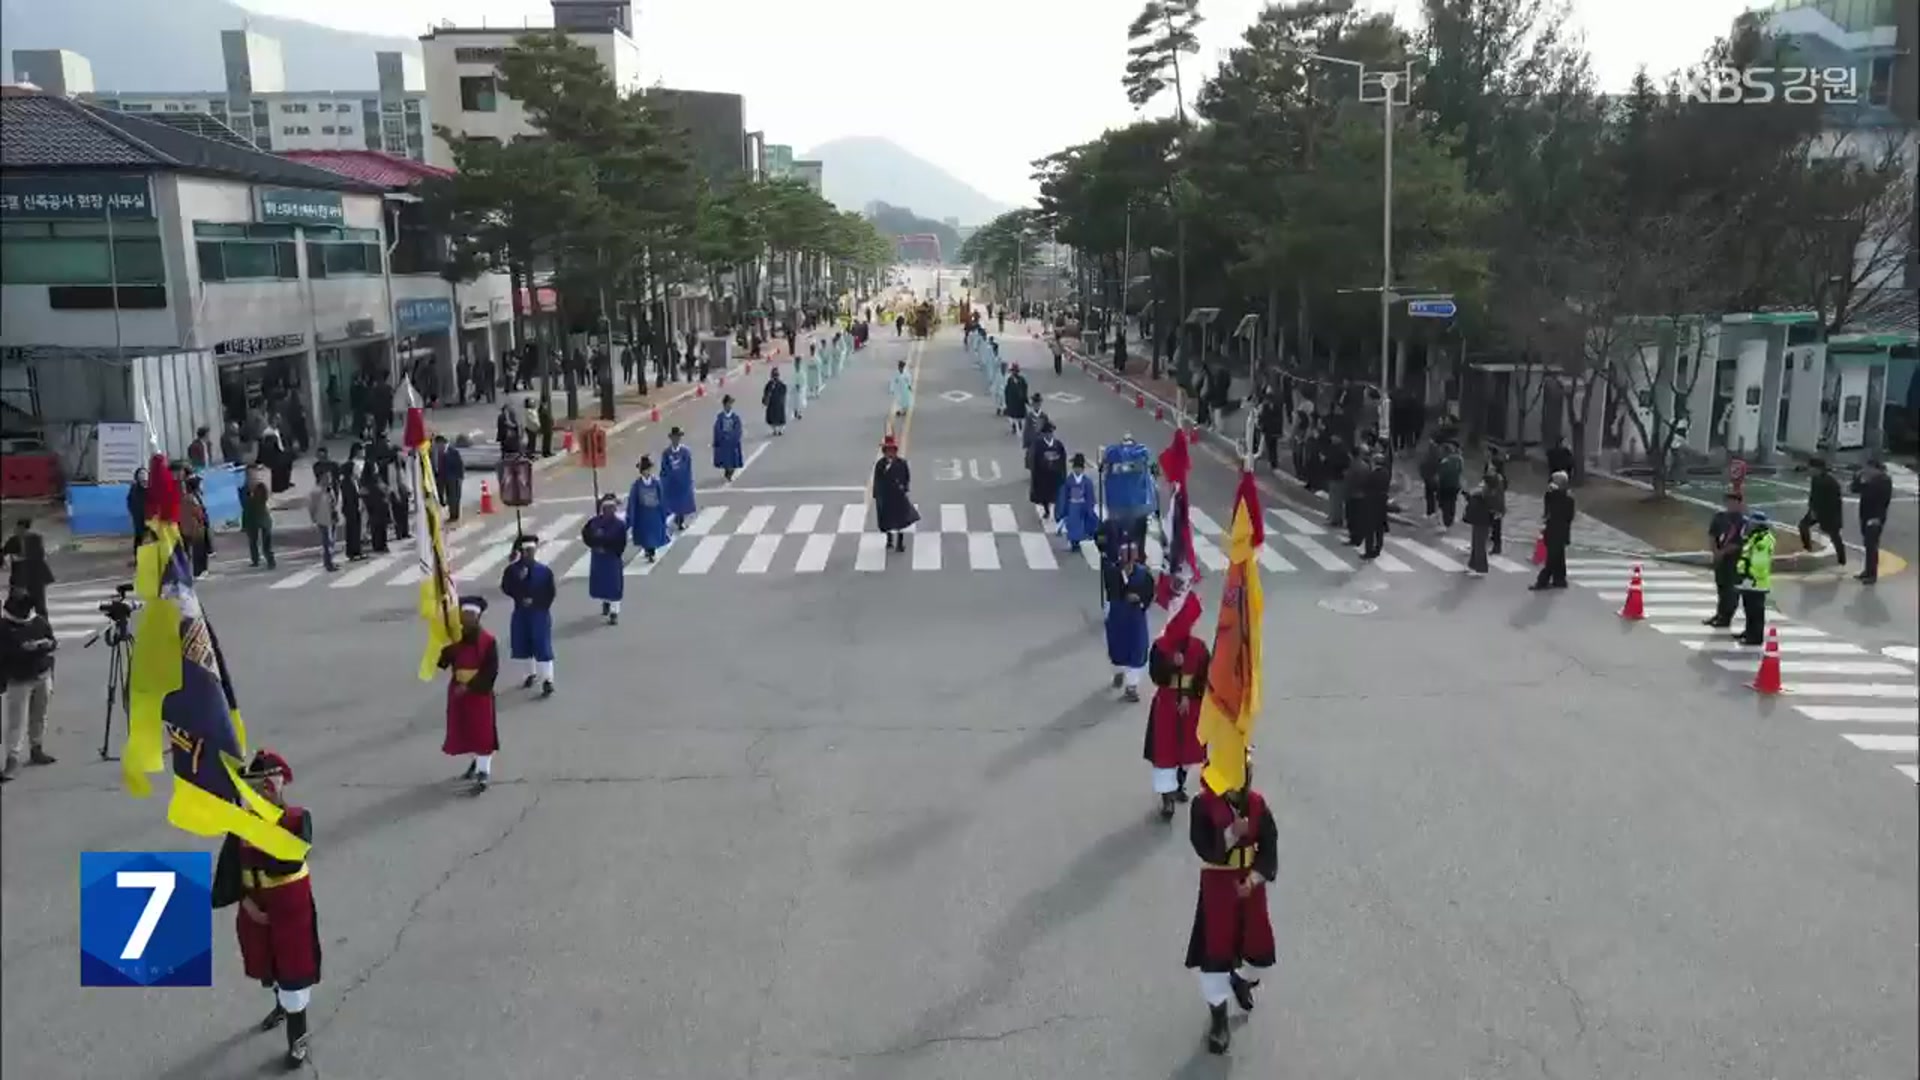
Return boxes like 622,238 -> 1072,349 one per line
802,135 -> 1014,228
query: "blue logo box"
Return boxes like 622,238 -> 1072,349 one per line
80,851 -> 214,987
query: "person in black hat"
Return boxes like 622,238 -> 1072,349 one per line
1798,457 -> 1844,567
212,749 -> 321,1067
1056,452 -> 1100,551
627,455 -> 670,561
438,596 -> 500,789
660,427 -> 696,530
713,396 -> 745,482
1027,421 -> 1067,522
500,534 -> 557,696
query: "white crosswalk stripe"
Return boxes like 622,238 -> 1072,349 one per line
1386,537 -> 1463,572
678,536 -> 729,574
1279,533 -> 1353,572
913,532 -> 943,570
737,534 -> 782,574
1270,508 -> 1323,535
855,533 -> 887,571
1019,533 -> 1059,570
940,504 -> 968,533
684,506 -> 726,535
785,504 -> 821,533
837,504 -> 866,533
967,533 -> 1001,570
795,533 -> 836,573
1793,705 -> 1918,723
987,504 -> 1020,533
736,505 -> 775,534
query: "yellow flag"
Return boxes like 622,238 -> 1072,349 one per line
406,409 -> 463,681
1196,471 -> 1266,794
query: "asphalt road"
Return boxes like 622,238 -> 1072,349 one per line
3,310 -> 1914,1080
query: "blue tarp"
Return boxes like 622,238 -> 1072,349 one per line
66,466 -> 244,538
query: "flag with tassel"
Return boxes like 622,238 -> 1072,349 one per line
405,382 -> 462,680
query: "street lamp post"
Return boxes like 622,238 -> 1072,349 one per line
1280,47 -> 1415,446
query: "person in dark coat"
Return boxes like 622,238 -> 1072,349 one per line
1798,457 -> 1844,566
496,403 -> 523,457
1,519 -> 54,618
126,467 -> 150,559
1704,490 -> 1747,628
761,369 -> 789,435
537,398 -> 555,458
1850,458 -> 1893,583
1530,471 -> 1575,590
1360,453 -> 1392,560
434,435 -> 466,522
1463,476 -> 1493,575
1003,365 -> 1030,435
1343,453 -> 1371,547
1026,423 -> 1067,521
872,435 -> 917,552
241,471 -> 276,570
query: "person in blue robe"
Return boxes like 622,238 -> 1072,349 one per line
499,534 -> 557,696
1104,542 -> 1155,702
659,428 -> 696,529
626,455 -> 670,561
1056,452 -> 1101,550
579,495 -> 627,625
712,397 -> 745,481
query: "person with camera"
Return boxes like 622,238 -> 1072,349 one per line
0,585 -> 58,781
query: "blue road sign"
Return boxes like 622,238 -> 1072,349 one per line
1407,299 -> 1457,319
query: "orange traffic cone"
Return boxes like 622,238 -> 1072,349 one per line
1113,379 -> 1123,394
479,480 -> 495,515
1154,406 -> 1165,421
1618,564 -> 1645,620
1751,626 -> 1782,694
649,406 -> 660,422
1531,531 -> 1547,566
695,383 -> 706,398
1135,392 -> 1145,408
745,361 -> 752,375
719,373 -> 728,388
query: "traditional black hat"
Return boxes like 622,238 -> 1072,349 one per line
1071,452 -> 1087,466
517,533 -> 540,547
638,454 -> 655,470
668,426 -> 685,437
460,595 -> 489,613
722,394 -> 735,405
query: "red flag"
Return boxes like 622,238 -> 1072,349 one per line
145,453 -> 180,524
1158,429 -> 1192,488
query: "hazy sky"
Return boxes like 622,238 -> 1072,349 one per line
235,0 -> 1760,207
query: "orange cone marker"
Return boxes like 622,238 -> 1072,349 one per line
1618,564 -> 1645,620
648,406 -> 660,422
695,383 -> 706,398
479,480 -> 495,515
1532,531 -> 1547,566
745,361 -> 752,375
1135,392 -> 1145,408
1154,406 -> 1165,421
1751,626 -> 1782,694
561,428 -> 575,453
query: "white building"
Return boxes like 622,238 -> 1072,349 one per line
420,0 -> 643,168
18,30 -> 433,162
1,93 -> 450,473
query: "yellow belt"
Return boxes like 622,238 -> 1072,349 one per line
1171,674 -> 1196,691
454,667 -> 479,685
241,866 -> 309,890
1202,848 -> 1257,871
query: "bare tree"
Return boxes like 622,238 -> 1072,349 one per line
1780,130 -> 1919,337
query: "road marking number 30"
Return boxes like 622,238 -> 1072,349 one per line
116,870 -> 177,960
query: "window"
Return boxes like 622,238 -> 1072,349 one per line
304,226 -> 382,279
1867,57 -> 1893,107
282,125 -> 296,135
0,220 -> 165,286
163,102 -> 181,112
321,126 -> 336,135
193,222 -> 298,282
403,98 -> 421,113
459,75 -> 498,113
339,126 -> 354,136
280,102 -> 309,114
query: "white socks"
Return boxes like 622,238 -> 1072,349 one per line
276,986 -> 313,1012
474,754 -> 493,775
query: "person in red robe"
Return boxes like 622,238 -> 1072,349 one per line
438,596 -> 500,792
1145,591 -> 1208,819
1185,762 -> 1278,1055
212,749 -> 321,1068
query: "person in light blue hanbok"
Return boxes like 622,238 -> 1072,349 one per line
989,360 -> 1010,416
659,427 -> 696,529
579,495 -> 627,625
626,455 -> 670,561
1056,452 -> 1101,551
889,359 -> 914,417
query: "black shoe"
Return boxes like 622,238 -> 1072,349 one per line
284,1009 -> 309,1068
461,760 -> 477,780
1701,618 -> 1730,627
1735,636 -> 1764,646
541,680 -> 555,698
601,601 -> 609,616
28,747 -> 55,766
521,675 -> 536,689
1122,686 -> 1141,703
1230,972 -> 1260,1011
473,772 -> 490,793
1206,1002 -> 1231,1054
609,612 -> 619,626
1528,582 -> 1551,592
259,1003 -> 287,1032
1111,672 -> 1124,690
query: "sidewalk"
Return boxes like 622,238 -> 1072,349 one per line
6,334 -> 826,577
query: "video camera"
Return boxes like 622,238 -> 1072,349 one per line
97,583 -> 136,622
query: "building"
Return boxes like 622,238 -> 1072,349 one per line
280,151 -> 515,403
9,49 -> 94,97
419,0 -> 642,168
896,234 -> 943,264
649,88 -> 751,187
765,143 -> 794,179
1,92 -> 403,471
792,158 -> 823,195
26,29 -> 432,161
1767,0 -> 1916,124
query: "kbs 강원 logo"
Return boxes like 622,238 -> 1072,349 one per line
80,852 -> 214,987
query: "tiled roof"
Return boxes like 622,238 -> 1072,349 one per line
280,150 -> 454,190
0,92 -> 382,194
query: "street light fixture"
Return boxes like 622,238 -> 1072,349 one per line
1276,45 -> 1415,444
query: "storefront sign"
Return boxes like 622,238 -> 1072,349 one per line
462,305 -> 490,328
95,422 -> 149,484
213,333 -> 306,358
395,297 -> 455,336
255,188 -> 345,226
0,174 -> 154,220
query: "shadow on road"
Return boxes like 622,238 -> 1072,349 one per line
979,687 -> 1119,783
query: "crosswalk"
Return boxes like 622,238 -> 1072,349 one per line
44,585 -> 127,643
203,500 -> 1516,588
1562,556 -> 1918,784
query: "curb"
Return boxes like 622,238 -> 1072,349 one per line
1587,465 -> 1844,570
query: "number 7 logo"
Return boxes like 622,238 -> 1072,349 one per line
80,851 -> 213,987
116,870 -> 176,960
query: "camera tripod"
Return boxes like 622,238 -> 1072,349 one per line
83,619 -> 133,761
